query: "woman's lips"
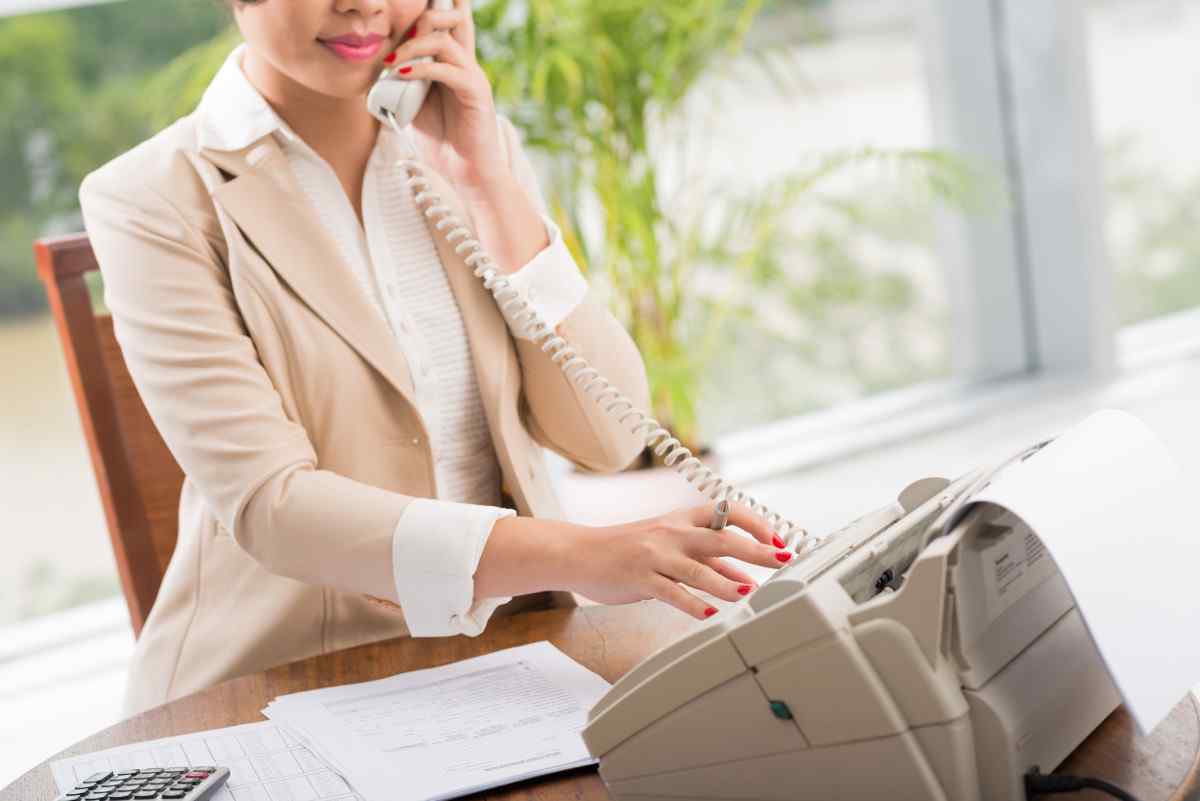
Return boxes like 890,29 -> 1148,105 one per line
318,37 -> 385,62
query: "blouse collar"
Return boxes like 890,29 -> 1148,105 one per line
195,41 -> 412,160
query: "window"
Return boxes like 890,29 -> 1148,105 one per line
673,0 -> 955,438
1087,0 -> 1200,327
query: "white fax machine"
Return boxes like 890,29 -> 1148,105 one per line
580,411 -> 1198,801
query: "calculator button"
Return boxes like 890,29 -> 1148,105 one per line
133,794 -> 158,800
84,773 -> 114,784
109,793 -> 134,800
116,771 -> 139,777
161,793 -> 186,799
184,772 -> 209,779
191,766 -> 216,772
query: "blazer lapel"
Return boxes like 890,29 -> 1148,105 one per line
200,138 -> 419,406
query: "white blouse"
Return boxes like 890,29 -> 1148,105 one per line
196,43 -> 588,637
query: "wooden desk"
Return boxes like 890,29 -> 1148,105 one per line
6,603 -> 1199,801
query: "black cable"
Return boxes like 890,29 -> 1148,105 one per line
1025,766 -> 1143,801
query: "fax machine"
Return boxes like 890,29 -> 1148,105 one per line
581,414 -> 1190,801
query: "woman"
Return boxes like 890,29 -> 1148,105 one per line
78,0 -> 794,716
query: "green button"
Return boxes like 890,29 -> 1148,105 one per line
769,700 -> 793,720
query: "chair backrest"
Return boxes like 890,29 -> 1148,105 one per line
34,233 -> 185,638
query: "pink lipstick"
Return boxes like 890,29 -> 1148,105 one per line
318,32 -> 385,62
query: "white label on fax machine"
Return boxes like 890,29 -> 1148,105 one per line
977,521 -> 1057,622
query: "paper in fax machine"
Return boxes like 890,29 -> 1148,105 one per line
581,409 -> 1200,801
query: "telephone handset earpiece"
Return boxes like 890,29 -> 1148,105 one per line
367,0 -> 455,130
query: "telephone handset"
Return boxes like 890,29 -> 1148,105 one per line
367,4 -> 811,553
367,0 -> 455,131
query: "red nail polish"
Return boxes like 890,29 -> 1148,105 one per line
384,52 -> 397,64
737,584 -> 752,596
408,28 -> 417,39
398,65 -> 413,75
775,551 -> 792,563
772,535 -> 785,549
704,607 -> 718,618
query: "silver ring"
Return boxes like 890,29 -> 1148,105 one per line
709,499 -> 731,531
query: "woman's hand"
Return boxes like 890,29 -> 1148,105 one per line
384,0 -> 508,189
565,502 -> 794,620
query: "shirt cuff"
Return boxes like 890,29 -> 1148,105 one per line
501,213 -> 588,341
391,498 -> 516,637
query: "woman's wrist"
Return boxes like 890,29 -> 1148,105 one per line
457,171 -> 548,276
472,515 -> 592,599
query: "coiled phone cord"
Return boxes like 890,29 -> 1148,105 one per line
385,122 -> 809,548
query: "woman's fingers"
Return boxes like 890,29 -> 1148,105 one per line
449,0 -> 476,50
704,556 -> 758,590
689,501 -> 785,548
663,556 -> 750,603
394,29 -> 470,69
727,501 -> 788,547
648,575 -> 718,621
415,8 -> 465,37
688,525 -> 792,569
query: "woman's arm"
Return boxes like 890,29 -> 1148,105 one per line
463,113 -> 653,474
473,502 -> 792,621
79,164 -> 420,605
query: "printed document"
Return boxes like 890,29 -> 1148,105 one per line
263,641 -> 611,801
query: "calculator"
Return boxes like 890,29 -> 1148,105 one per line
54,766 -> 230,801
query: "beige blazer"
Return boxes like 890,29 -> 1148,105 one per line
78,107 -> 650,716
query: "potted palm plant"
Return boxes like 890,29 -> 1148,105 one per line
472,0 -> 978,521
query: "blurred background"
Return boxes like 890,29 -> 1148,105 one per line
2,0 -> 1198,786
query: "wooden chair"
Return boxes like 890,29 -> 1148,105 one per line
34,233 -> 184,638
